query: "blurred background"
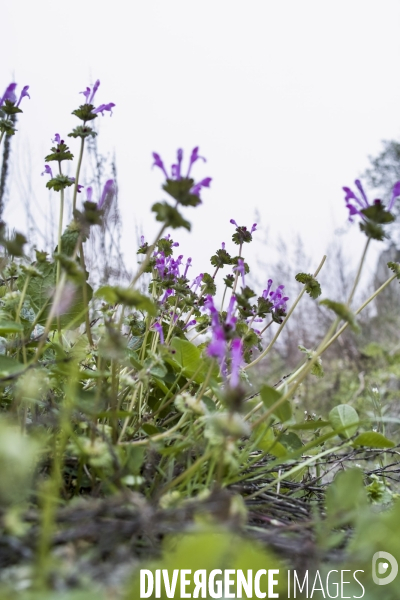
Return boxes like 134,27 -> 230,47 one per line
2,0 -> 400,286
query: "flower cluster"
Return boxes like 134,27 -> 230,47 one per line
343,179 -> 400,222
80,80 -> 115,116
0,83 -> 30,110
152,147 -> 212,203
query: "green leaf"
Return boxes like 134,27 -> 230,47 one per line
260,384 -> 292,422
0,355 -> 25,376
0,118 -> 17,136
166,337 -> 218,384
320,299 -> 360,333
359,220 -> 385,241
46,175 -> 74,192
387,261 -> 400,280
361,203 -> 395,224
352,431 -> 395,448
289,419 -> 331,430
2,232 -> 27,257
45,141 -> 74,162
279,432 -> 303,452
151,201 -> 191,230
298,345 -> 324,377
295,273 -> 321,299
329,404 -> 359,439
201,273 -> 216,296
0,321 -> 24,335
162,178 -> 201,207
68,125 -> 97,139
95,286 -> 157,316
0,100 -> 23,115
72,103 -> 98,122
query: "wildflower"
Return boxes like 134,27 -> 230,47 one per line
152,147 -> 212,201
160,289 -> 173,304
41,165 -> 53,178
230,338 -> 243,388
151,321 -> 164,344
191,273 -> 204,293
78,79 -> 115,117
343,179 -> 400,222
97,179 -> 115,209
183,257 -> 192,278
230,220 -> 257,245
233,258 -> 246,288
0,83 -> 30,108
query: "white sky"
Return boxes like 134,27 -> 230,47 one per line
2,0 -> 400,288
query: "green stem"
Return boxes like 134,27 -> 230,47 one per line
72,137 -> 85,212
346,237 -> 371,307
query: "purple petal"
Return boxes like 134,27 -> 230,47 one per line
354,180 -> 370,208
230,219 -> 238,227
388,181 -> 400,211
93,102 -> 115,116
251,223 -> 257,233
1,83 -> 17,106
80,87 -> 91,103
186,146 -> 206,178
52,133 -> 61,144
230,338 -> 243,388
190,177 -> 212,198
41,165 -> 53,178
152,152 -> 169,179
86,186 -> 93,202
151,322 -> 164,344
98,179 -> 115,210
88,80 -> 100,105
16,85 -> 30,107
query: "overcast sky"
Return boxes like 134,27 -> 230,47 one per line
2,0 -> 400,288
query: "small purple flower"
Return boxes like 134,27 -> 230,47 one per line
41,165 -> 53,178
0,83 -> 17,106
230,219 -> 257,234
225,294 -> 237,327
160,289 -> 173,304
191,273 -> 204,293
79,80 -> 115,117
86,186 -> 93,202
98,179 -> 115,209
93,102 -> 115,116
0,83 -> 30,108
186,147 -> 206,178
183,319 -> 197,330
151,321 -> 164,344
67,177 -> 84,192
52,133 -> 61,144
233,258 -> 246,288
16,85 -> 30,107
262,279 -> 273,299
207,326 -> 227,362
152,147 -> 212,200
230,338 -> 243,388
183,257 -> 192,278
343,179 -> 400,222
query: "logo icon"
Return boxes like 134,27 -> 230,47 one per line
372,551 -> 398,585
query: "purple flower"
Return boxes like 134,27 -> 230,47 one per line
93,102 -> 115,116
151,321 -> 164,344
343,179 -> 400,222
230,219 -> 257,234
160,289 -> 173,304
52,133 -> 61,144
16,85 -> 30,107
191,273 -> 204,293
233,258 -> 246,288
183,257 -> 192,278
0,83 -> 30,108
86,186 -> 93,202
152,147 -> 212,200
184,319 -> 197,330
41,165 -> 53,178
230,338 -> 243,388
79,80 -> 115,117
207,326 -> 227,363
98,179 -> 115,209
262,280 -> 289,316
225,294 -> 237,327
80,80 -> 100,104
186,147 -> 206,178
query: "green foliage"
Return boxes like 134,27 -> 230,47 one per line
320,298 -> 360,332
259,384 -> 292,422
45,141 -> 74,163
298,344 -> 324,377
295,272 -> 322,298
329,404 -> 359,438
72,103 -> 98,121
162,178 -> 201,206
96,285 -> 157,315
352,431 -> 395,448
46,174 -> 74,192
151,201 -> 191,230
68,125 -> 97,139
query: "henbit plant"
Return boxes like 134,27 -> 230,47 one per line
1,78 -> 400,595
